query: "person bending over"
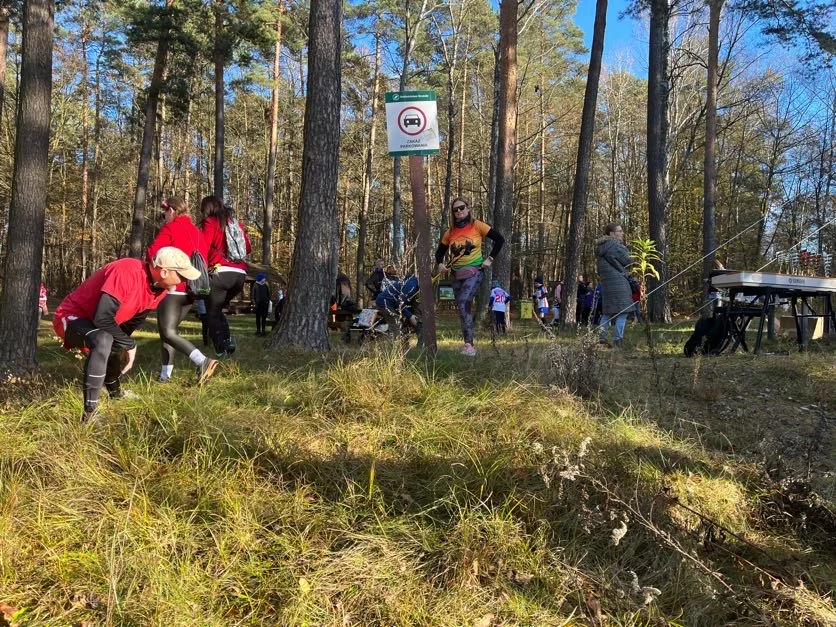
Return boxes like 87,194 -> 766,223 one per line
53,247 -> 200,424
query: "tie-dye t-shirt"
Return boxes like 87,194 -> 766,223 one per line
441,220 -> 492,270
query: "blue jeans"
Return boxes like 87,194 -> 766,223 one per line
599,313 -> 627,342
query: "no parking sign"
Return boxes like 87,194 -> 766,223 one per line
385,91 -> 440,156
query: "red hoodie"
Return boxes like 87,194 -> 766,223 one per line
200,215 -> 251,272
146,215 -> 209,293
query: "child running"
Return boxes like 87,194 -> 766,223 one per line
489,280 -> 511,335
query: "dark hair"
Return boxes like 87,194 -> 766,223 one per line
163,197 -> 189,217
604,223 -> 622,236
200,195 -> 231,227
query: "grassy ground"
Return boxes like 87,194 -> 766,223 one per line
0,313 -> 833,626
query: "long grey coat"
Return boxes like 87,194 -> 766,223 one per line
595,236 -> 635,315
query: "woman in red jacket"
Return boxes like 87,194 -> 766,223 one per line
199,195 -> 251,358
147,197 -> 218,383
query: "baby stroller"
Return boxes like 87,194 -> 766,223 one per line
344,307 -> 391,344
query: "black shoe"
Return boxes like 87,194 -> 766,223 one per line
223,336 -> 237,355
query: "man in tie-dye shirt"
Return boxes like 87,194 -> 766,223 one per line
435,196 -> 505,356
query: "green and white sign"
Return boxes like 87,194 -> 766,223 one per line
385,91 -> 440,156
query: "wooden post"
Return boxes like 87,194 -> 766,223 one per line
409,155 -> 437,358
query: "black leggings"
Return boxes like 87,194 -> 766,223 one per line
157,293 -> 197,365
207,271 -> 245,352
65,317 -> 139,411
255,302 -> 269,333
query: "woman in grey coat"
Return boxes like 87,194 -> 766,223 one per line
595,223 -> 634,346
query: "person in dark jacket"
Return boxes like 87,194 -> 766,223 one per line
595,223 -> 635,347
575,275 -> 588,325
365,259 -> 385,300
252,273 -> 271,336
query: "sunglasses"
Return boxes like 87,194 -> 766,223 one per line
452,204 -> 468,211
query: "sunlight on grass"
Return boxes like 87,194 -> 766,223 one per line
1,318 -> 833,624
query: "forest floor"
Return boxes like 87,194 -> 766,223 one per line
0,313 -> 834,626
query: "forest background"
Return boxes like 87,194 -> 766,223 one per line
0,0 -> 833,315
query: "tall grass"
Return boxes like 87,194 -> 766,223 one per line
0,318 -> 833,625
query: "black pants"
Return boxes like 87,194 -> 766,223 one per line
255,302 -> 269,333
157,293 -> 197,365
65,317 -> 142,412
207,271 -> 245,353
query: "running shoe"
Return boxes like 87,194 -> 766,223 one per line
198,358 -> 219,384
461,343 -> 477,356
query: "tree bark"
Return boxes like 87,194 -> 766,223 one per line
129,0 -> 174,258
702,0 -> 721,315
0,0 -> 53,375
563,0 -> 607,326
409,156 -> 437,357
492,0 -> 518,293
268,0 -> 342,352
356,28 -> 381,308
647,0 -> 671,322
213,0 -> 226,199
0,3 -> 10,127
263,0 -> 284,265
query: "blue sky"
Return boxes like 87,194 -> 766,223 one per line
572,0 -> 646,74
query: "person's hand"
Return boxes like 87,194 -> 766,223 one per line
121,347 -> 137,375
437,263 -> 448,274
482,256 -> 493,268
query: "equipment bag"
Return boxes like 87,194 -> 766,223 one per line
187,250 -> 212,298
225,219 -> 247,262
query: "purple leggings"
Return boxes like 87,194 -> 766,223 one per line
452,269 -> 483,344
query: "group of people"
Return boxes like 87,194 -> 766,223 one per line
52,195 -> 251,424
47,187 -> 639,424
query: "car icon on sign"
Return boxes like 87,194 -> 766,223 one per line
403,114 -> 421,128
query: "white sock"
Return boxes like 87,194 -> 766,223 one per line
160,364 -> 174,380
189,349 -> 207,366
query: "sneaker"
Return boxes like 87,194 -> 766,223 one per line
109,388 -> 141,400
158,376 -> 170,383
598,339 -> 612,348
198,358 -> 219,384
216,351 -> 232,361
461,343 -> 477,356
613,339 -> 623,349
223,336 -> 237,355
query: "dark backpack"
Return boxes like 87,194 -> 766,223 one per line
684,316 -> 728,357
187,250 -> 211,298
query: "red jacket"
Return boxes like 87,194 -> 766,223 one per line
200,216 -> 251,271
146,215 -> 208,292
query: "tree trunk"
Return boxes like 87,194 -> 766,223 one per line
129,0 -> 174,258
563,0 -> 607,326
79,19 -> 91,279
263,0 -> 284,265
702,0 -> 721,315
0,0 -> 53,375
268,0 -> 342,352
356,28 -> 381,308
492,0 -> 518,293
647,0 -> 671,322
213,0 -> 225,199
0,3 -> 10,126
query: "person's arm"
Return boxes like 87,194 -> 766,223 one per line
435,243 -> 449,264
485,228 -> 505,260
92,294 -> 137,350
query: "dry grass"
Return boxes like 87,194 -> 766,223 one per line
0,316 -> 833,625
